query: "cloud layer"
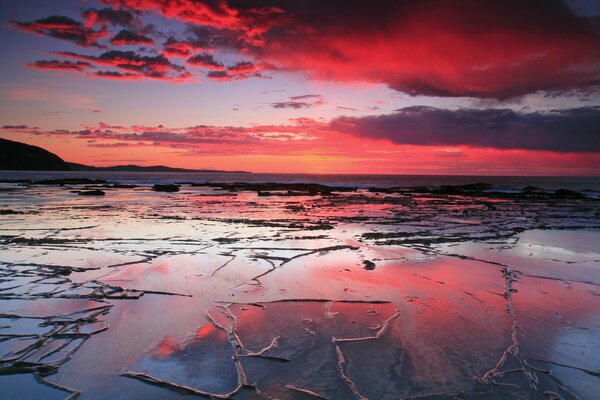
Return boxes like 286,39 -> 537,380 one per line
333,106 -> 600,152
3,105 -> 599,153
12,1 -> 600,98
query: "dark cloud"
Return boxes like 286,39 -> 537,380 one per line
271,94 -> 324,109
227,61 -> 257,75
250,0 -> 600,99
27,60 -> 93,71
271,101 -> 312,109
12,15 -> 107,47
82,8 -> 138,28
2,125 -> 31,129
103,0 -> 286,45
162,36 -> 211,58
187,53 -> 224,70
57,50 -> 191,82
289,94 -> 322,101
207,70 -> 233,81
331,106 -> 600,152
110,29 -> 155,46
89,70 -> 140,80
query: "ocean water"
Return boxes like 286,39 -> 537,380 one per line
1,170 -> 599,192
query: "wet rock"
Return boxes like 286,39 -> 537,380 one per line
259,190 -> 319,196
78,189 -> 106,196
554,188 -> 585,199
363,260 -> 376,270
433,182 -> 494,195
0,179 -> 32,184
0,209 -> 25,215
368,187 -> 402,194
191,182 -> 356,194
523,186 -> 544,192
213,237 -> 239,244
34,178 -> 107,185
152,184 -> 180,192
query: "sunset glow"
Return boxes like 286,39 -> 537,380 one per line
1,0 -> 599,174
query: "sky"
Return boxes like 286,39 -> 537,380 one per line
0,0 -> 599,175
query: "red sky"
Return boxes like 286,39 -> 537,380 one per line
1,0 -> 599,175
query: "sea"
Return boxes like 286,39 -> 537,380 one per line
1,171 -> 600,194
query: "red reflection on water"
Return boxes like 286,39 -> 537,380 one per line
149,322 -> 227,359
195,323 -> 218,340
152,336 -> 181,359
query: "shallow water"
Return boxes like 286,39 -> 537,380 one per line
0,178 -> 599,399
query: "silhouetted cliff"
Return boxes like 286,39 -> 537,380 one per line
0,138 -> 70,171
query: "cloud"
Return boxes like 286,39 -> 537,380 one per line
12,2 -> 600,97
12,15 -> 107,47
187,53 -> 224,70
271,94 -> 325,109
227,61 -> 257,75
102,0 -> 286,45
102,0 -> 600,98
27,60 -> 93,71
2,125 -> 32,130
89,70 -> 141,80
13,106 -> 599,154
0,120 -> 324,150
271,101 -> 312,109
82,8 -> 138,28
251,1 -> 600,99
110,29 -> 155,46
57,50 -> 192,82
206,70 -> 233,81
162,37 -> 210,58
2,108 -> 599,174
331,105 -> 600,152
289,94 -> 322,101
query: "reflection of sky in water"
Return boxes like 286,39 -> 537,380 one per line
0,182 -> 598,398
548,324 -> 600,400
130,324 -> 239,395
515,229 -> 600,261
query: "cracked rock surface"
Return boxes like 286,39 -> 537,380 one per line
0,180 -> 599,399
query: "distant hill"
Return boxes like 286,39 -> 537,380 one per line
0,138 -> 70,171
67,162 -> 249,173
0,138 -> 249,172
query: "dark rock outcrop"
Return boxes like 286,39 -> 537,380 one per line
78,189 -> 106,196
152,184 -> 180,192
34,178 -> 107,185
